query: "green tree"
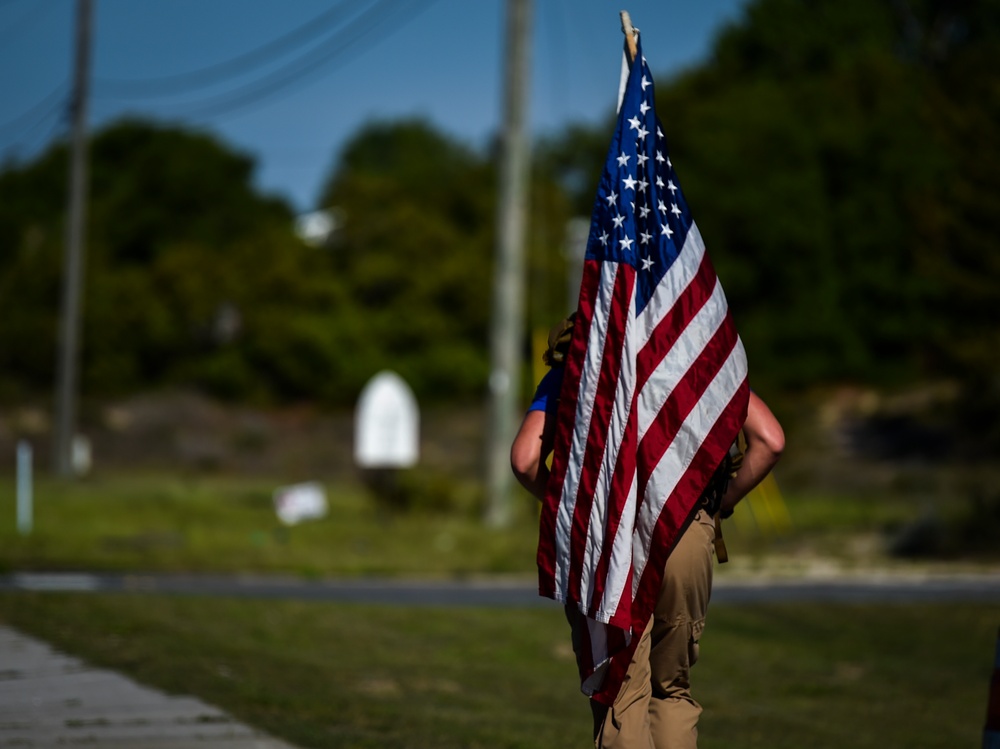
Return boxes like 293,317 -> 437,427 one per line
318,119 -> 573,402
318,120 -> 498,399
530,0 -> 1000,396
648,0 -> 997,390
0,119 -> 340,402
534,0 -> 944,388
909,0 -> 1000,379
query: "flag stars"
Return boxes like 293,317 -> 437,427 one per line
592,62 -> 692,272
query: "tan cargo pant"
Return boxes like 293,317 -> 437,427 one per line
569,509 -> 716,749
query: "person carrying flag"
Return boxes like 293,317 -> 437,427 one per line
512,317 -> 783,748
510,24 -> 784,749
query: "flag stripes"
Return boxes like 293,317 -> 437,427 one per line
537,33 -> 749,705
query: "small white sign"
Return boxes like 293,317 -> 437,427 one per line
71,434 -> 92,476
355,370 -> 419,468
273,481 -> 328,526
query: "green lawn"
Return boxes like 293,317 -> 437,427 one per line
0,473 -> 542,576
0,472 -> 935,577
0,593 -> 995,749
1,472 -> 996,748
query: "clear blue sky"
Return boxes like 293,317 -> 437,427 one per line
0,0 -> 748,212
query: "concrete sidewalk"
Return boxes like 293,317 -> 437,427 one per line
0,625 -> 299,749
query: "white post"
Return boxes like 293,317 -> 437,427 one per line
16,440 -> 33,536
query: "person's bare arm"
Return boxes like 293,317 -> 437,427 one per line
720,391 -> 785,515
511,409 -> 556,501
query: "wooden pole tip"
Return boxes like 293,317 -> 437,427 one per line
620,10 -> 638,62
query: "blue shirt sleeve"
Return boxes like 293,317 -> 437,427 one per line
527,367 -> 565,415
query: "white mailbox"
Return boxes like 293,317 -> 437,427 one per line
354,370 -> 419,468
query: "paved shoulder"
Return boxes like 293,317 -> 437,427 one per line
3,571 -> 1000,605
0,625 -> 298,749
712,573 -> 1000,604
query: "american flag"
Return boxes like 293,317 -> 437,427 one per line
536,36 -> 750,705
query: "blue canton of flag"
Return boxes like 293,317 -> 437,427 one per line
538,34 -> 750,705
589,58 -> 691,311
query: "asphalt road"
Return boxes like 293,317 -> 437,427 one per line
3,570 -> 1000,605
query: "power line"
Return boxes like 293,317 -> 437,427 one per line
127,0 -> 440,122
88,0 -> 436,118
93,0 -> 363,96
0,85 -> 68,138
24,102 -> 72,155
0,85 -> 70,161
3,0 -> 440,164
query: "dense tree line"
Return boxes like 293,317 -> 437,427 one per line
660,0 -> 1000,393
0,121 -> 334,402
1,0 -> 997,408
542,0 -> 1000,395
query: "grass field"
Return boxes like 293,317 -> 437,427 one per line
0,471 -> 963,578
1,471 -> 998,747
0,592 -> 996,749
0,473 -> 542,577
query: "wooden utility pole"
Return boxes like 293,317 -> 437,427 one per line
53,0 -> 93,477
484,0 -> 532,527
